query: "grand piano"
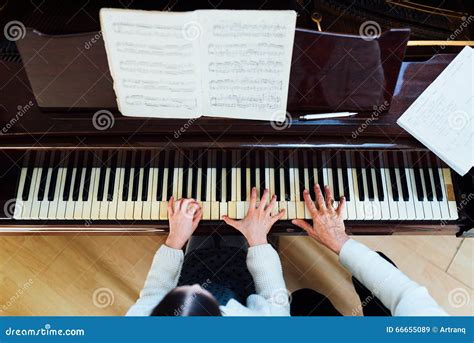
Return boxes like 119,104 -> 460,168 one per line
0,0 -> 472,235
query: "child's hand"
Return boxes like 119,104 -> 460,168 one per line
223,187 -> 285,246
165,197 -> 202,249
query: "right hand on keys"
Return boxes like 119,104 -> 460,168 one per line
223,187 -> 285,247
292,184 -> 349,255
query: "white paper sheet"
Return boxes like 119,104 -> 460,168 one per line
397,46 -> 474,176
100,9 -> 296,121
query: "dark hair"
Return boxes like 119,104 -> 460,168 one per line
151,287 -> 222,316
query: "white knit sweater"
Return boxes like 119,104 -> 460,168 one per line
126,239 -> 447,316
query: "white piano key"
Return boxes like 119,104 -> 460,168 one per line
394,168 -> 408,219
90,161 -> 103,220
14,166 -> 28,219
361,168 -> 373,220
64,154 -> 78,220
220,152 -> 228,218
419,168 -> 433,220
99,166 -> 111,220
150,159 -> 160,220
73,157 -> 87,220
142,160 -> 154,221
211,151 -> 220,220
228,151 -> 237,218
110,153 -> 123,220
351,167 -> 364,220
49,164 -> 65,220
427,168 -> 442,220
437,167 -> 450,220
303,151 -> 312,219
176,152 -> 184,200
287,152 -> 297,219
159,152 -> 170,220
442,168 -> 458,220
294,152 -> 305,219
383,167 -> 399,220
133,165 -> 144,220
278,151 -> 288,220
202,151 -> 212,220
367,168 -> 381,220
115,154 -> 127,221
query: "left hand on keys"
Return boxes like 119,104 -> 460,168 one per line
165,197 -> 202,249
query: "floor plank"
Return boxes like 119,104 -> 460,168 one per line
447,238 -> 473,289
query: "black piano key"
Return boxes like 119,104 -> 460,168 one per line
388,153 -> 399,201
122,151 -> 132,201
191,151 -> 199,199
97,151 -> 108,201
331,154 -> 340,201
131,151 -> 142,201
37,152 -> 51,201
413,168 -> 424,201
216,150 -> 222,202
141,151 -> 150,201
316,152 -> 325,194
259,151 -> 266,196
167,150 -> 175,199
250,150 -> 256,190
397,152 -> 409,201
308,150 -> 316,199
432,164 -> 443,201
156,151 -> 165,201
423,167 -> 434,201
181,151 -> 189,199
201,151 -> 207,201
273,152 -> 281,200
298,151 -> 305,201
283,151 -> 291,201
47,152 -> 60,201
63,152 -> 76,201
240,151 -> 247,201
341,152 -> 350,201
82,152 -> 93,202
225,151 -> 232,202
365,154 -> 374,201
22,152 -> 35,201
374,153 -> 384,201
108,152 -> 118,201
72,151 -> 84,201
355,153 -> 365,201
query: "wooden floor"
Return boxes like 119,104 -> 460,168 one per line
0,234 -> 472,316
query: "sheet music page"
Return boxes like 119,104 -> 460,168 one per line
100,9 -> 202,118
198,10 -> 296,121
397,46 -> 473,176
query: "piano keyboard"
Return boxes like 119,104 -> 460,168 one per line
13,150 -> 459,221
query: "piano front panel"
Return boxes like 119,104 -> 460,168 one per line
1,148 -> 464,234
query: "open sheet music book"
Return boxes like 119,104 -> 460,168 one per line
99,9 -> 297,121
397,46 -> 473,176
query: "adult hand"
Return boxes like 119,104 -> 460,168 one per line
223,187 -> 285,246
292,184 -> 349,254
165,197 -> 202,249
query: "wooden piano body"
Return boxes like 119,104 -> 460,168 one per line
0,26 -> 472,235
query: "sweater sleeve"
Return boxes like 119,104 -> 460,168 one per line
244,244 -> 290,315
339,239 -> 448,316
126,245 -> 184,316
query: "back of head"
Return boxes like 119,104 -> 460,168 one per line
151,286 -> 221,316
